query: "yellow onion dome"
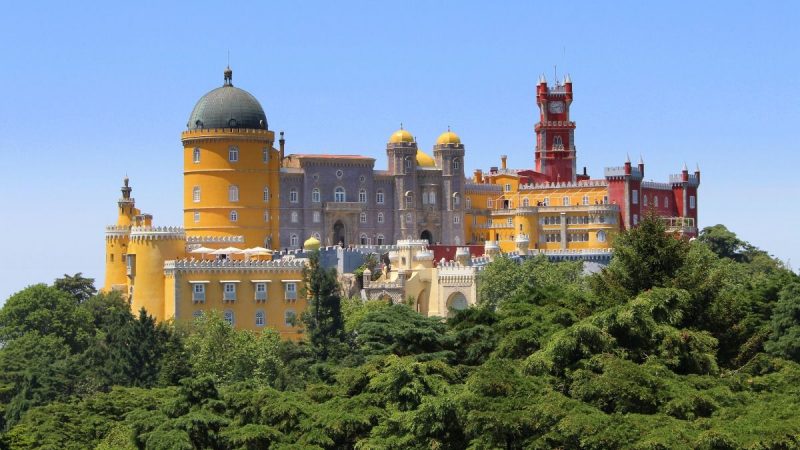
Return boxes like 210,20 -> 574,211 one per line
389,128 -> 414,144
436,130 -> 461,145
416,150 -> 436,167
303,236 -> 321,251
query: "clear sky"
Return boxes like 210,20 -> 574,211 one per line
1,1 -> 798,303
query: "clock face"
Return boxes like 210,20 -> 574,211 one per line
548,101 -> 565,114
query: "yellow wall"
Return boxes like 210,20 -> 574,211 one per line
175,269 -> 307,340
182,128 -> 281,249
127,235 -> 185,321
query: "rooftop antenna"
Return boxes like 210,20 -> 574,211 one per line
227,50 -> 230,68
554,65 -> 558,86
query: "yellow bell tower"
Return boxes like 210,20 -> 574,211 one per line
181,67 -> 281,249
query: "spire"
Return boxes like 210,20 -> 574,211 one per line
683,162 -> 688,171
695,163 -> 701,172
626,153 -> 631,163
223,66 -> 233,86
565,73 -> 572,83
638,154 -> 644,165
121,176 -> 132,199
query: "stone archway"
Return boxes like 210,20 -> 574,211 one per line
333,220 -> 346,246
420,229 -> 433,244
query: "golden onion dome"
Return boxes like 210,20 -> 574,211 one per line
389,128 -> 414,144
303,236 -> 321,252
436,130 -> 461,145
416,150 -> 436,168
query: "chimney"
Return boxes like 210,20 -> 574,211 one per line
279,131 -> 286,161
501,155 -> 508,170
638,155 -> 645,178
473,169 -> 483,183
624,154 -> 632,176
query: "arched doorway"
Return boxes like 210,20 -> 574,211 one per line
333,220 -> 346,246
446,292 -> 468,317
420,230 -> 433,244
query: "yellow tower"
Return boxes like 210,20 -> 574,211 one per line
104,177 -> 140,292
126,222 -> 185,320
181,67 -> 281,249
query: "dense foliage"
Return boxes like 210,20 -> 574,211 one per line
1,218 -> 799,449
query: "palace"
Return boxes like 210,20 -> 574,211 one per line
104,68 -> 699,335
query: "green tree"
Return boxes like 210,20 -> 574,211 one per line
356,305 -> 450,360
0,284 -> 92,351
765,282 -> 800,361
53,272 -> 97,303
302,250 -> 346,360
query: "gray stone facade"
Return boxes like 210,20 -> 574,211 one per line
278,140 -> 465,249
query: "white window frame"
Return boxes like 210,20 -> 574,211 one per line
654,196 -> 659,207
582,195 -> 589,205
254,282 -> 268,301
193,148 -> 200,163
453,158 -> 460,170
264,210 -> 269,222
466,197 -> 472,209
193,211 -> 200,223
376,190 -> 385,204
633,214 -> 639,225
360,212 -> 367,223
504,184 -> 511,192
229,210 -> 238,222
690,195 -> 696,209
334,187 -> 346,203
454,215 -> 460,224
312,188 -> 321,203
290,234 -> 299,247
290,211 -> 298,223
359,189 -> 367,203
289,188 -> 299,203
643,194 -> 648,207
193,186 -> 201,203
405,157 -> 412,170
263,187 -> 270,202
428,192 -> 436,205
377,234 -> 385,245
255,310 -> 265,327
223,282 -> 237,302
562,196 -> 570,206
632,190 -> 639,205
228,146 -> 239,162
284,282 -> 298,301
360,233 -> 368,245
665,196 -> 669,208
285,309 -> 296,326
229,185 -> 239,202
313,211 -> 321,223
377,212 -> 384,223
191,282 -> 207,302
224,309 -> 234,326
262,147 -> 269,163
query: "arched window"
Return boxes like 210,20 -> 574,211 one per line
376,190 -> 385,204
377,212 -> 384,223
360,233 -> 368,245
466,197 -> 472,209
406,213 -> 412,224
263,187 -> 270,202
228,146 -> 239,162
228,185 -> 239,202
562,196 -> 570,206
643,195 -> 648,207
255,310 -> 265,327
264,210 -> 269,222
654,196 -> 659,207
405,192 -> 413,208
360,212 -> 367,223
334,187 -> 345,202
487,198 -> 494,208
193,211 -> 200,223
290,234 -> 299,247
543,197 -> 550,206
522,197 -> 530,207
553,136 -> 563,147
377,234 -> 385,245
665,196 -> 669,208
229,210 -> 238,222
291,211 -> 298,223
452,192 -> 460,207
582,195 -> 589,205
193,148 -> 200,163
192,186 -> 201,203
224,310 -> 234,326
453,216 -> 460,224
284,309 -> 296,326
453,158 -> 461,170
312,188 -> 320,203
359,189 -> 367,203
289,188 -> 298,203
405,157 -> 412,171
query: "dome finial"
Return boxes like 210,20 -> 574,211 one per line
224,66 -> 233,86
400,122 -> 404,130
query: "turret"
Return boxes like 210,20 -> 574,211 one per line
105,177 -> 140,293
682,163 -> 689,182
484,240 -> 500,261
455,247 -> 471,266
624,154 -> 632,176
694,163 -> 701,184
515,234 -> 530,256
638,155 -> 645,178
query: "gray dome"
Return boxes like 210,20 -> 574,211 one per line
187,69 -> 267,130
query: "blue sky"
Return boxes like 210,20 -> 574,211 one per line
0,1 -> 798,303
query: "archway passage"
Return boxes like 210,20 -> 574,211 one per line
333,220 -> 346,246
420,230 -> 433,244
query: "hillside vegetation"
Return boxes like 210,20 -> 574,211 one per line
1,216 -> 799,449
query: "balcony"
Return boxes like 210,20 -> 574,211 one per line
192,292 -> 205,303
255,291 -> 267,302
664,217 -> 697,235
489,204 -> 619,216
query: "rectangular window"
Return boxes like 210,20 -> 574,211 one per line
562,196 -> 570,206
255,283 -> 267,301
505,184 -> 511,192
193,148 -> 200,163
359,190 -> 367,203
690,195 -> 696,209
632,190 -> 639,205
193,186 -> 201,203
223,283 -> 237,302
454,215 -> 460,224
360,212 -> 367,223
285,282 -> 297,300
377,213 -> 384,224
191,283 -> 205,302
255,311 -> 265,327
603,195 -> 609,204
262,147 -> 269,163
582,195 -> 589,205
285,310 -> 296,326
507,217 -> 513,226
290,190 -> 298,203
313,211 -> 321,223
633,214 -> 639,225
193,211 -> 200,223
229,147 -> 239,162
224,310 -> 234,326
377,192 -> 385,204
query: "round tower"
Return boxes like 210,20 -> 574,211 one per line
104,177 -> 139,292
455,246 -> 471,266
484,240 -> 500,261
433,128 -> 466,245
126,226 -> 186,320
387,126 -> 419,240
182,67 -> 281,249
515,233 -> 530,256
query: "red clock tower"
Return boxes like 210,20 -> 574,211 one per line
534,74 -> 576,182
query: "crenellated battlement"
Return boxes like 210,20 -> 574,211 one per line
164,257 -> 306,274
518,179 -> 607,190
130,226 -> 185,241
105,225 -> 131,239
186,235 -> 245,244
